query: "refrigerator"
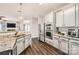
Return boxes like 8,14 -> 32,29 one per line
38,23 -> 45,42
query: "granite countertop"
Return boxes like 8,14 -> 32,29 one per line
54,34 -> 79,41
0,37 -> 16,52
0,32 -> 31,52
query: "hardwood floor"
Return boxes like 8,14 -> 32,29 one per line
20,38 -> 65,55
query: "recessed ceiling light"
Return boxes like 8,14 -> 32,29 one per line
39,3 -> 44,5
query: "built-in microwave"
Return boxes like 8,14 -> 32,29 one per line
45,24 -> 53,31
68,29 -> 79,38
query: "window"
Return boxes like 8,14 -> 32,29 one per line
0,23 -> 2,32
24,24 -> 30,32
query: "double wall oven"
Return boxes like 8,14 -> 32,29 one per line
45,23 -> 53,39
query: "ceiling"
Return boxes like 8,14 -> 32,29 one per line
0,3 -> 68,21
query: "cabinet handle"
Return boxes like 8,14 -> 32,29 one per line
71,42 -> 79,46
61,39 -> 68,42
54,37 -> 59,39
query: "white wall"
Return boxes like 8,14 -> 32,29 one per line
31,17 -> 39,38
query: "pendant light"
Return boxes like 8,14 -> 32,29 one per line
17,3 -> 23,21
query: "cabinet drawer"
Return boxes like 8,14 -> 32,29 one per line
60,41 -> 68,53
53,38 -> 59,49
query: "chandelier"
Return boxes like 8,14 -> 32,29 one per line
17,3 -> 23,21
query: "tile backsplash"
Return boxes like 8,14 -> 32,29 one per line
58,27 -> 79,34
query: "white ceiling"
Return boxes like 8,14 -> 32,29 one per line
0,3 -> 68,21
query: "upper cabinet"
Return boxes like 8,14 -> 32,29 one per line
76,4 -> 79,27
45,12 -> 53,23
56,4 -> 76,27
64,4 -> 75,27
56,10 -> 64,27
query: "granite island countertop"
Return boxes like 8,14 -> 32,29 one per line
0,37 -> 16,52
0,32 -> 31,53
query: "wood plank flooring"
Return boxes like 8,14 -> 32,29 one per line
20,38 -> 65,55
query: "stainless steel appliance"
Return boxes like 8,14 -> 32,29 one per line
39,23 -> 45,42
45,24 -> 53,31
46,30 -> 53,39
68,29 -> 79,38
45,23 -> 53,39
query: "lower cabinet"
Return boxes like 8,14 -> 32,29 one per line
53,35 -> 79,55
53,36 -> 60,49
17,38 -> 25,55
16,35 -> 31,55
25,35 -> 31,49
69,39 -> 79,55
53,35 -> 69,54
45,38 -> 53,46
60,38 -> 68,54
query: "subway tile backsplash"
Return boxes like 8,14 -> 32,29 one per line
59,27 -> 79,33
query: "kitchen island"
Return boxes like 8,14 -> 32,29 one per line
0,32 -> 31,55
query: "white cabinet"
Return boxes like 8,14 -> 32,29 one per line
64,5 -> 75,26
69,39 -> 79,55
76,4 -> 79,26
53,35 -> 69,54
60,37 -> 68,54
56,4 -> 76,27
25,35 -> 31,49
45,12 -> 53,23
17,38 -> 25,55
45,38 -> 53,46
56,10 -> 64,27
53,36 -> 60,49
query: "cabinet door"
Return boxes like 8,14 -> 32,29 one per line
48,12 -> 53,23
25,38 -> 30,49
53,37 -> 59,49
25,35 -> 31,49
17,38 -> 24,55
76,4 -> 79,26
64,5 -> 75,26
45,12 -> 53,23
60,38 -> 68,54
56,10 -> 64,27
70,42 -> 79,55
